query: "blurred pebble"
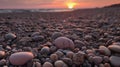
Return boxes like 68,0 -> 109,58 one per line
42,62 -> 53,67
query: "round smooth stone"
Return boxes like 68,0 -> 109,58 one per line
99,46 -> 111,56
110,56 -> 120,67
42,62 -> 53,67
54,60 -> 68,67
104,63 -> 111,67
66,51 -> 74,59
54,37 -> 75,50
34,62 -> 42,67
0,51 -> 5,58
108,45 -> 120,53
50,54 -> 58,62
9,52 -> 34,65
40,46 -> 50,55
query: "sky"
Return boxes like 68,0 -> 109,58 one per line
0,0 -> 120,9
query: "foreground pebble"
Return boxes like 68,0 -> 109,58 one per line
110,56 -> 120,67
108,45 -> 120,53
9,52 -> 34,65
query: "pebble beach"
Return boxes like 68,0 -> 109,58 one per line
0,7 -> 120,67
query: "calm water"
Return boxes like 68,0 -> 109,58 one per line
0,9 -> 74,13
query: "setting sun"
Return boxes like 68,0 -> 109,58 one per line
67,2 -> 76,9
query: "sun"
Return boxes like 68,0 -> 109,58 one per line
67,2 -> 76,9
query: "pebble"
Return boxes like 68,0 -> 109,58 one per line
92,56 -> 103,65
103,56 -> 110,63
104,63 -> 111,67
4,33 -> 16,40
51,32 -> 63,40
99,46 -> 111,56
112,42 -> 120,45
110,56 -> 120,67
74,40 -> 86,48
50,54 -> 58,62
73,48 -> 80,53
66,51 -> 74,59
86,49 -> 94,54
32,35 -> 44,42
99,64 -> 104,67
50,46 -> 57,53
31,32 -> 40,37
83,60 -> 92,67
34,62 -> 42,67
18,37 -> 32,45
61,58 -> 73,66
55,51 -> 64,59
44,41 -> 52,46
9,52 -> 34,65
108,45 -> 120,53
0,59 -> 6,66
54,60 -> 68,67
0,51 -> 5,58
73,51 -> 85,65
40,46 -> 50,55
3,65 -> 8,67
42,62 -> 53,67
0,45 -> 4,51
54,37 -> 75,50
67,34 -> 79,40
84,35 -> 93,41
6,46 -> 12,50
94,65 -> 98,67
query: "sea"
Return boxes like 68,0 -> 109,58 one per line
0,9 -> 74,13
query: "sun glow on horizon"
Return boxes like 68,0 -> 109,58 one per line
66,2 -> 77,9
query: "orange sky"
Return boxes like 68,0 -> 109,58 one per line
0,0 -> 120,9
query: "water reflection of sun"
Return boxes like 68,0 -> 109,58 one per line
67,2 -> 76,9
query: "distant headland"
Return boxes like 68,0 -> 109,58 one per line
104,3 -> 120,8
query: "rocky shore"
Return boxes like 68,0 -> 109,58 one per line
0,8 -> 120,67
